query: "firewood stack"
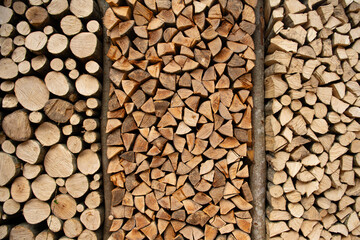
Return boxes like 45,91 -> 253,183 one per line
265,0 -> 360,238
0,0 -> 103,239
103,0 -> 256,238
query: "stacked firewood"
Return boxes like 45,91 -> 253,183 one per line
103,0 -> 256,239
265,0 -> 360,238
0,0 -> 103,239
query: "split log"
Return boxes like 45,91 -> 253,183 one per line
104,0 -> 256,238
265,0 -> 360,238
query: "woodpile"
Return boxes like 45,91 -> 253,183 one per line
103,0 -> 256,239
265,0 -> 360,239
0,0 -> 103,239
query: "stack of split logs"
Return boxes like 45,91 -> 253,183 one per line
265,0 -> 360,238
104,0 -> 256,238
0,0 -> 103,239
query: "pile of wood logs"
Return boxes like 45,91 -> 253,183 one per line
265,0 -> 360,238
0,0 -> 103,239
104,0 -> 256,239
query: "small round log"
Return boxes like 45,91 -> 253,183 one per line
60,15 -> 82,36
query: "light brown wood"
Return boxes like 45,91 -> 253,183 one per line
70,32 -> 101,61
51,194 -> 77,220
23,198 -> 51,224
25,6 -> 49,28
44,144 -> 76,178
31,174 -> 56,201
104,0 -> 256,238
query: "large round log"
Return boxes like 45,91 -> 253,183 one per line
23,163 -> 43,180
16,139 -> 44,164
0,58 -> 18,80
65,173 -> 89,198
9,224 -> 38,240
23,198 -> 51,224
0,225 -> 10,239
10,176 -> 31,203
60,15 -> 82,36
25,6 -> 49,28
80,208 -> 103,231
35,230 -> 56,240
0,186 -> 10,202
85,191 -> 103,209
3,198 -> 20,215
78,229 -> 100,240
63,218 -> 83,238
32,174 -> 56,201
70,33 -> 101,61
44,144 -> 76,178
77,149 -> 101,175
14,76 -> 49,111
25,31 -> 48,54
0,6 -> 13,25
44,72 -> 74,98
2,110 -> 32,141
75,74 -> 101,97
0,152 -> 20,186
35,122 -> 62,146
47,0 -> 69,17
70,0 -> 99,19
51,194 -> 77,220
47,33 -> 69,56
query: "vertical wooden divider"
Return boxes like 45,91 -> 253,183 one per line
250,0 -> 266,239
97,0 -> 113,239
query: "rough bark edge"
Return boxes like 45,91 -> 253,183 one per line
97,0 -> 112,239
250,0 -> 266,239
